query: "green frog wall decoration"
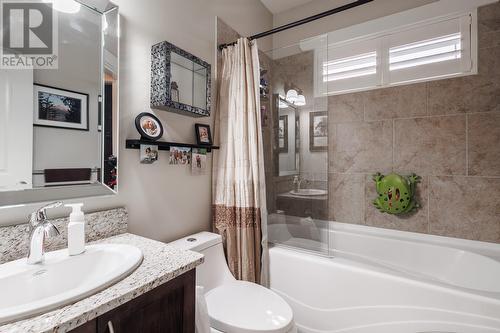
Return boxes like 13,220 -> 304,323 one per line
372,172 -> 421,215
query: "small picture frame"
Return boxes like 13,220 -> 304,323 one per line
195,123 -> 212,146
309,111 -> 328,152
135,112 -> 163,141
33,84 -> 89,131
140,144 -> 159,164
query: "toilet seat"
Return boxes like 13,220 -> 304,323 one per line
205,281 -> 294,333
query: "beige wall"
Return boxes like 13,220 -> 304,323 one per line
328,2 -> 500,243
0,0 -> 273,244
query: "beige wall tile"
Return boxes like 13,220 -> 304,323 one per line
478,2 -> 500,35
365,175 -> 429,234
428,75 -> 500,116
429,176 -> 500,243
328,173 -> 365,224
479,30 -> 500,49
394,116 -> 466,176
468,112 -> 500,177
328,93 -> 364,123
478,46 -> 500,77
364,83 -> 427,121
332,121 -> 393,173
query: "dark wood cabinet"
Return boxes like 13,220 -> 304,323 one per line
70,269 -> 195,333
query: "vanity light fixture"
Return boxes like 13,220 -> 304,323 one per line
285,89 -> 306,106
295,94 -> 306,106
285,89 -> 298,104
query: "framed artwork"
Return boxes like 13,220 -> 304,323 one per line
195,123 -> 213,146
309,111 -> 327,152
135,112 -> 164,141
278,115 -> 288,153
33,84 -> 89,131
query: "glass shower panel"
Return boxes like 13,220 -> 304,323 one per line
261,35 -> 331,256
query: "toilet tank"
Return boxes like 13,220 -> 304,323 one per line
169,232 -> 235,291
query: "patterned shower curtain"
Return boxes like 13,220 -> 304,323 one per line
212,38 -> 267,283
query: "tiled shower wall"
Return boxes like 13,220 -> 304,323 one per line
328,2 -> 500,243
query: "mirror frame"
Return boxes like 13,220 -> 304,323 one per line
0,2 -> 119,208
150,41 -> 211,117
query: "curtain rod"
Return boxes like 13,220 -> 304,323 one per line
218,0 -> 374,51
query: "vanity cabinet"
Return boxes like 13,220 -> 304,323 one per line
70,269 -> 195,333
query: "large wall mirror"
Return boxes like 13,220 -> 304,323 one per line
0,0 -> 119,207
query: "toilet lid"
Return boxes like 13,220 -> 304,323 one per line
205,281 -> 294,333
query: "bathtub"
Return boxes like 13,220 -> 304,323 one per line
267,218 -> 500,333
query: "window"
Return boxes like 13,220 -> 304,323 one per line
315,12 -> 476,96
323,51 -> 377,82
315,38 -> 381,96
389,33 -> 462,71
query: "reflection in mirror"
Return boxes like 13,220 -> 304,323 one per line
0,1 -> 119,207
277,95 -> 299,176
170,52 -> 208,109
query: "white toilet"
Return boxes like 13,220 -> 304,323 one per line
170,231 -> 296,333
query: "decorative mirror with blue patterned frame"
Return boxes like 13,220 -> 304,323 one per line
151,41 -> 211,117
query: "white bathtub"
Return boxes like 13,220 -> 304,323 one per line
267,218 -> 500,333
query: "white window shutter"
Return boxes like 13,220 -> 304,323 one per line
314,11 -> 476,96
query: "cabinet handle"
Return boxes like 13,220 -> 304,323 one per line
107,321 -> 115,333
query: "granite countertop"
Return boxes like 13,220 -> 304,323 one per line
0,233 -> 204,333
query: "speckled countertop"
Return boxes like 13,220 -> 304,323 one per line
0,233 -> 204,333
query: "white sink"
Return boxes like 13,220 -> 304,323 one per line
290,189 -> 327,197
0,243 -> 143,324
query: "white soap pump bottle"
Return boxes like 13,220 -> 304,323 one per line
65,203 -> 86,255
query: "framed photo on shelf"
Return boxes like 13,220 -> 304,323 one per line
309,111 -> 327,152
33,84 -> 89,131
195,123 -> 212,146
135,112 -> 164,141
278,115 -> 288,153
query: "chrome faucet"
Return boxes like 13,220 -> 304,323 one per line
293,176 -> 310,192
27,202 -> 62,264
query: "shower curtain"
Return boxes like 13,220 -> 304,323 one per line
212,38 -> 268,284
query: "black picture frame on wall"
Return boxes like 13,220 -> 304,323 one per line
135,112 -> 164,141
33,84 -> 89,131
195,123 -> 213,146
309,111 -> 328,152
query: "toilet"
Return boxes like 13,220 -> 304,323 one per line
170,232 -> 296,333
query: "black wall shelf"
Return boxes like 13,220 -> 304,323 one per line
126,139 -> 219,152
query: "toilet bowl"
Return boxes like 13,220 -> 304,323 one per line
170,232 -> 296,333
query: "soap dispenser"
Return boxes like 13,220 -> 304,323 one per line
65,203 -> 86,255
293,176 -> 301,192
